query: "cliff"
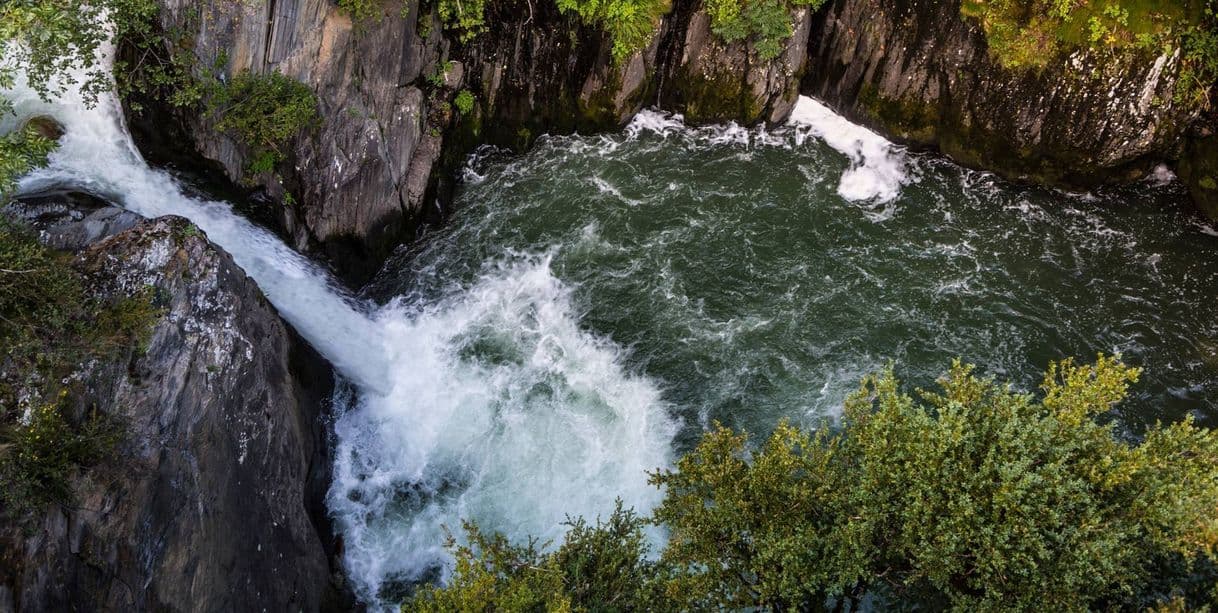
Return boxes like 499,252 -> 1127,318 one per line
0,196 -> 341,612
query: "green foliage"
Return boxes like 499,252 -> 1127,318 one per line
454,89 -> 476,115
435,0 -> 490,43
114,16 -> 218,114
428,61 -> 455,88
963,0 -> 1218,108
704,0 -> 827,59
421,357 -> 1218,611
208,70 -> 318,177
0,0 -> 159,114
0,219 -> 158,520
0,399 -> 119,517
555,0 -> 670,62
340,0 -> 382,21
0,125 -> 56,197
653,355 -> 1218,610
408,501 -> 663,612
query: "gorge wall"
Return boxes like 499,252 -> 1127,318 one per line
0,198 -> 341,612
133,0 -> 1215,280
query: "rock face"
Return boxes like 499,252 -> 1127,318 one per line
803,0 -> 1202,187
0,199 -> 339,612
132,0 -> 816,278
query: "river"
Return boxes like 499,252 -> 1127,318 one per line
7,61 -> 1218,608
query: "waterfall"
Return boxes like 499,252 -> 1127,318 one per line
3,51 -> 678,607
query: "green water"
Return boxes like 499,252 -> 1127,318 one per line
375,108 -> 1218,444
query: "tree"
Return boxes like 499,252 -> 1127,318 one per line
408,501 -> 664,612
417,357 -> 1218,611
652,356 -> 1218,610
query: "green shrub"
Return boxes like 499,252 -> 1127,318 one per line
408,501 -> 662,611
415,356 -> 1218,610
454,89 -> 476,114
555,0 -> 671,62
209,70 -> 318,177
704,0 -> 827,59
436,0 -> 490,42
339,0 -> 381,21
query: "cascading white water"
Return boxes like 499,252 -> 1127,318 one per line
3,51 -> 682,607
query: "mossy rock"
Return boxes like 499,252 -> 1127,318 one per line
857,85 -> 939,144
1179,132 -> 1218,219
669,66 -> 762,125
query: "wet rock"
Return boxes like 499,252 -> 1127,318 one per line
0,211 -> 340,612
1179,126 -> 1218,219
4,190 -> 141,251
19,116 -> 64,142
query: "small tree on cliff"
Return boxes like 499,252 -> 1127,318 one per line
411,356 -> 1218,611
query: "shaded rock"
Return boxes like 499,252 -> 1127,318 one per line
661,6 -> 813,124
1179,126 -> 1218,219
5,190 -> 141,251
0,212 -> 340,612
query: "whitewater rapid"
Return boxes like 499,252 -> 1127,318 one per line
4,53 -> 913,606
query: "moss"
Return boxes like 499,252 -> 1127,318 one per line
963,0 -> 1215,105
857,85 -> 940,144
670,66 -> 761,125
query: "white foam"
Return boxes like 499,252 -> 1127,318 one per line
329,255 -> 677,600
788,96 -> 909,204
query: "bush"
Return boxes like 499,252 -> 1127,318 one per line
0,125 -> 56,198
408,501 -> 662,612
454,89 -> 476,115
704,0 -> 827,59
415,357 -> 1218,610
209,70 -> 318,177
555,0 -> 671,62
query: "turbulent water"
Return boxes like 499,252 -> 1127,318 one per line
8,58 -> 1218,608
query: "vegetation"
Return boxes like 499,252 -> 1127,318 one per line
393,0 -> 824,62
0,219 -> 159,519
454,89 -> 476,115
554,0 -> 670,62
407,357 -> 1218,611
207,71 -> 319,177
705,0 -> 828,59
0,125 -> 56,197
962,0 -> 1218,107
340,0 -> 382,22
